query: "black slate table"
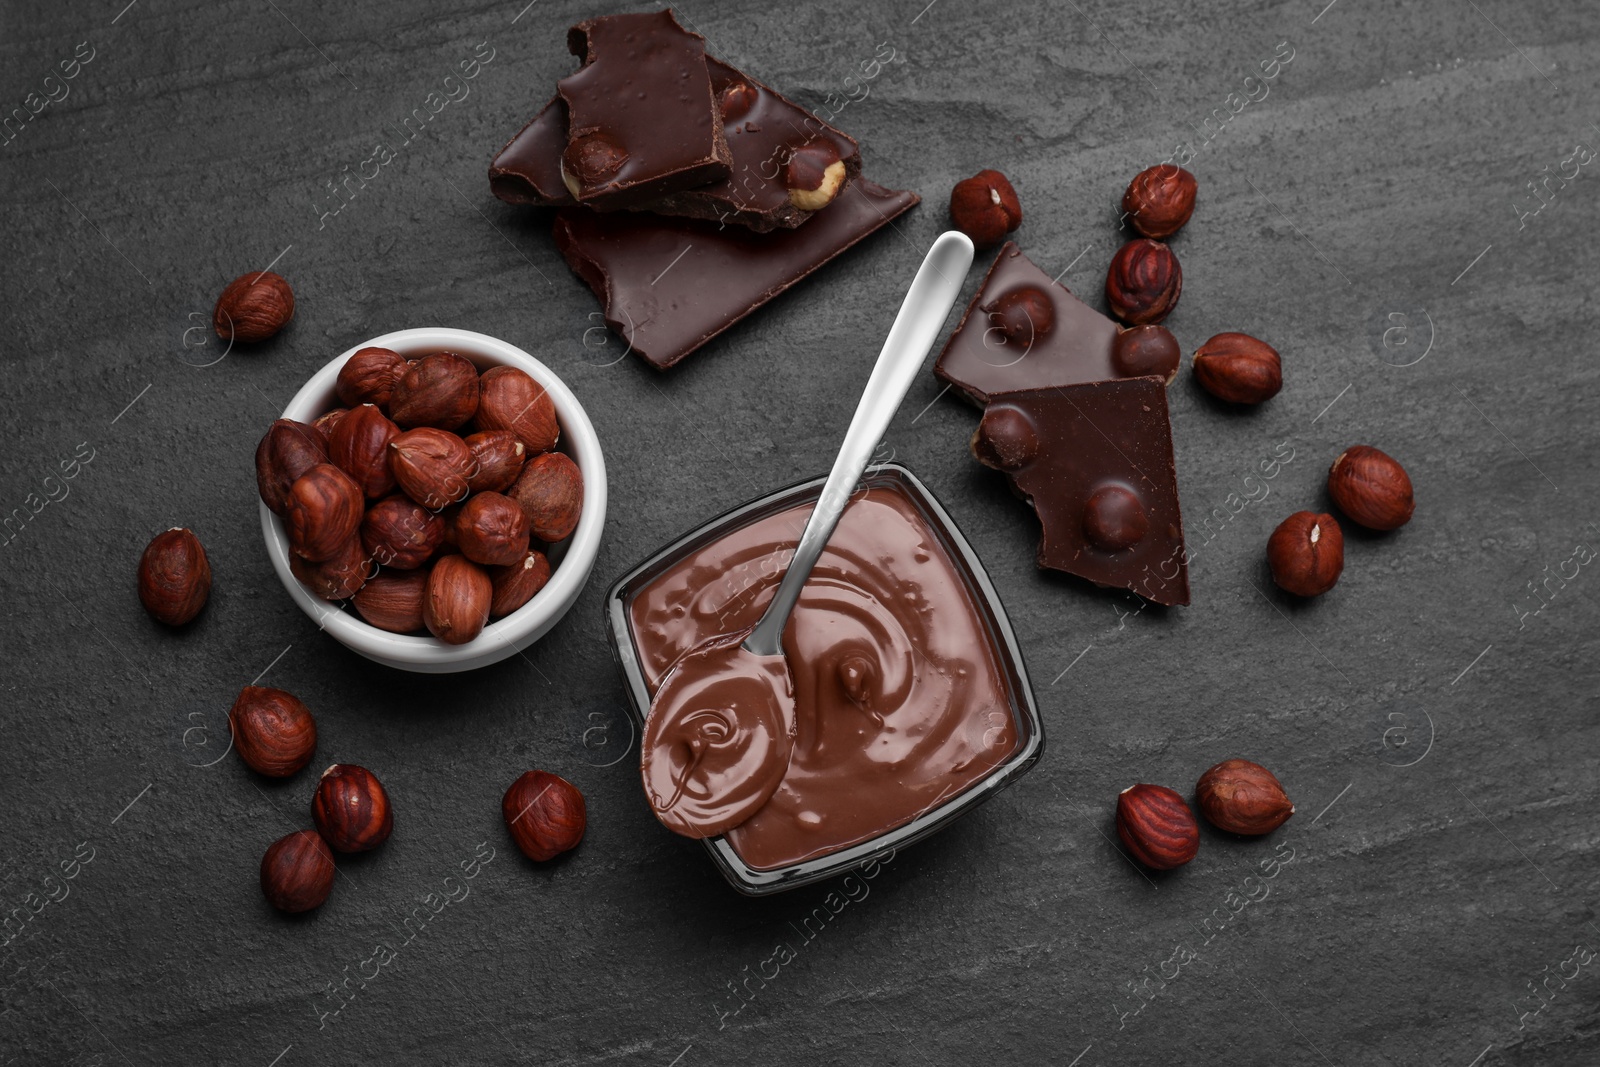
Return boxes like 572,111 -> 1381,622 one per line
3,1 -> 1598,1064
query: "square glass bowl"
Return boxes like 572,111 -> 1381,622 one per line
605,463 -> 1043,895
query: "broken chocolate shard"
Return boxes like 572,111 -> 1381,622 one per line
557,10 -> 731,209
934,242 -> 1124,407
553,178 -> 919,370
971,378 -> 1190,606
489,96 -> 570,206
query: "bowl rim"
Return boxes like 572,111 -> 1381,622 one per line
261,327 -> 607,668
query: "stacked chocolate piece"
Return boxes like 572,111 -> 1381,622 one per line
489,10 -> 919,370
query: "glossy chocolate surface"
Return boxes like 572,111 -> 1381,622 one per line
627,484 -> 1020,871
553,179 -> 919,369
972,378 -> 1191,606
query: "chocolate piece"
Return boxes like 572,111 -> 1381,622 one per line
556,11 -> 730,208
491,58 -> 861,231
972,378 -> 1190,606
553,179 -> 919,370
934,242 -> 1122,407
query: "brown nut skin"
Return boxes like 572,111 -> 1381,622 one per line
562,131 -> 627,190
259,829 -> 336,913
1193,332 -> 1282,405
949,169 -> 1022,248
312,408 -> 348,443
137,528 -> 211,626
352,568 -> 429,633
475,366 -> 559,454
1328,445 -> 1414,531
229,686 -> 318,777
490,550 -> 551,618
971,404 -> 1040,472
335,347 -> 407,409
214,270 -> 294,343
988,286 -> 1054,347
508,452 -> 584,543
1115,783 -> 1200,870
328,404 -> 400,499
389,352 -> 480,430
1267,511 -> 1344,597
255,419 -> 329,516
1082,485 -> 1149,552
1111,325 -> 1182,383
1106,238 -> 1182,325
1122,164 -> 1198,239
464,430 -> 527,494
454,492 -> 530,567
284,463 -> 365,562
785,140 -> 847,212
360,495 -> 445,571
1195,759 -> 1294,835
502,770 -> 586,861
423,555 -> 492,645
311,764 -> 393,853
389,428 -> 474,511
718,80 -> 758,121
289,534 -> 370,600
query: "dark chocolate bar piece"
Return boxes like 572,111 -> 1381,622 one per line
553,179 -> 919,370
491,58 -> 860,232
556,10 -> 730,209
934,242 -> 1123,407
971,378 -> 1190,606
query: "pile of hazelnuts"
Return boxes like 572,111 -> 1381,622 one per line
233,684 -> 587,914
257,347 -> 584,644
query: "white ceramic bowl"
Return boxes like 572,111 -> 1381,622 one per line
261,328 -> 607,673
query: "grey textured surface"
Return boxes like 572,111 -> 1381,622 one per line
2,0 -> 1598,1064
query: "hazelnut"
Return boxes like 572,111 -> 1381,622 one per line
1195,759 -> 1294,835
464,430 -> 527,494
1105,239 -> 1182,325
328,404 -> 400,499
284,463 -> 364,562
389,352 -> 480,430
785,140 -> 847,212
987,286 -> 1054,348
213,270 -> 294,343
455,492 -> 530,567
1115,783 -> 1199,870
423,555 -> 492,645
1328,445 -> 1414,531
1192,332 -> 1282,405
507,452 -> 584,542
229,686 -> 318,777
290,534 -> 369,600
490,550 -> 551,618
259,829 -> 336,913
1082,484 -> 1149,552
502,770 -> 586,861
360,495 -> 445,571
312,408 -> 348,443
475,366 -> 559,454
948,169 -> 1022,248
561,131 -> 628,195
1122,164 -> 1198,239
1267,511 -> 1343,597
389,428 -> 474,510
335,347 -> 407,409
718,80 -> 759,121
1111,325 -> 1181,383
255,419 -> 328,516
970,403 -> 1039,472
352,568 -> 429,633
311,764 -> 393,853
137,527 -> 211,626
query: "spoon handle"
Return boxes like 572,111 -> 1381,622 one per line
743,230 -> 975,657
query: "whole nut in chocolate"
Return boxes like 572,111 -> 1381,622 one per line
256,419 -> 328,517
229,686 -> 318,777
284,463 -> 364,562
1122,164 -> 1198,239
1111,325 -> 1181,383
360,494 -> 445,570
213,270 -> 294,343
1115,783 -> 1200,870
475,366 -> 559,454
259,829 -> 335,914
328,404 -> 400,499
502,770 -> 587,861
561,131 -> 628,195
311,764 -> 393,853
1267,511 -> 1343,597
1194,758 -> 1294,835
988,286 -> 1054,348
718,80 -> 758,122
785,140 -> 846,212
137,527 -> 211,626
352,569 -> 429,633
335,347 -> 407,409
389,351 -> 480,430
454,492 -> 530,567
1105,238 -> 1182,325
1192,332 -> 1282,405
389,428 -> 475,511
423,554 -> 492,644
948,169 -> 1022,248
508,452 -> 584,542
1328,445 -> 1414,530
